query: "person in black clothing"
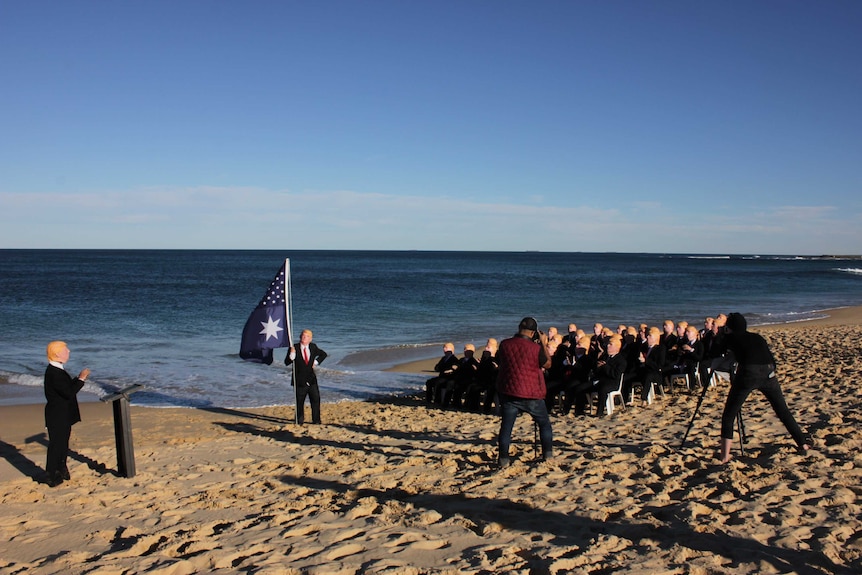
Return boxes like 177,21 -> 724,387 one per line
465,338 -> 499,413
719,313 -> 811,463
670,324 -> 704,390
620,327 -> 641,402
445,344 -> 480,408
285,329 -> 328,424
425,343 -> 459,405
560,335 -> 594,415
701,313 -> 735,386
44,341 -> 90,487
564,323 -> 579,346
635,327 -> 666,404
588,323 -> 607,363
544,336 -> 573,412
661,320 -> 679,366
570,334 -> 627,417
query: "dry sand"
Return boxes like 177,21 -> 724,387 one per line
1,309 -> 861,574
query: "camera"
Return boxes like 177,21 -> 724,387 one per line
531,329 -> 543,344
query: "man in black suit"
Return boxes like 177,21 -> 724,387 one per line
285,329 -> 328,424
571,334 -> 627,417
425,343 -> 459,405
44,341 -> 90,487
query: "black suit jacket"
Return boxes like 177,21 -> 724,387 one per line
639,343 -> 666,381
285,343 -> 327,386
594,352 -> 627,388
44,364 -> 84,429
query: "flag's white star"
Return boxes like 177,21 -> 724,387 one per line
259,315 -> 283,341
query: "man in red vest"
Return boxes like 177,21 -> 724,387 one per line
495,317 -> 554,468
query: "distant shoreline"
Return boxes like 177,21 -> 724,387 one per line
4,305 -> 861,408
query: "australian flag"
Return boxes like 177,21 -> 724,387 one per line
239,260 -> 292,365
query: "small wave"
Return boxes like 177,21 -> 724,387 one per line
835,267 -> 862,275
1,371 -> 42,388
687,255 -> 731,259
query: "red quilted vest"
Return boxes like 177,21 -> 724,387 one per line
495,335 -> 546,400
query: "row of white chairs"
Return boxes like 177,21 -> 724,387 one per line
588,368 -> 732,416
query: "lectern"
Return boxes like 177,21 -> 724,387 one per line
100,384 -> 143,478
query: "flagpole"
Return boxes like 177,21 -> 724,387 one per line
285,258 -> 299,425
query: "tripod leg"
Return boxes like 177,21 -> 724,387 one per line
679,376 -> 712,449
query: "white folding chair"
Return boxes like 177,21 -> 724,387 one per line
644,377 -> 665,405
710,370 -> 731,388
592,374 -> 626,416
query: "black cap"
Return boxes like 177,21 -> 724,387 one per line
519,317 -> 538,332
726,312 -> 747,333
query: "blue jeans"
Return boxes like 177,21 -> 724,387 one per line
498,394 -> 554,461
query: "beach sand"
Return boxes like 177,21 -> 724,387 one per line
1,309 -> 861,574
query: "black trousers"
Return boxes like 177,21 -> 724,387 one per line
295,383 -> 321,424
46,423 -> 72,477
720,364 -> 807,447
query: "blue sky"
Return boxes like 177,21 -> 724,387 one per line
1,1 -> 860,254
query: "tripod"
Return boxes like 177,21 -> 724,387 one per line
679,368 -> 747,454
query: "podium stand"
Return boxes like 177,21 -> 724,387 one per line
100,384 -> 143,478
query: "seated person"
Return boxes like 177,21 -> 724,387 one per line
637,323 -> 649,346
564,323 -> 579,345
425,342 -> 459,405
668,325 -> 704,389
621,326 -> 641,401
661,320 -> 679,364
700,313 -> 734,385
444,344 -> 480,408
464,338 -> 498,413
544,335 -> 572,412
570,334 -> 627,417
560,335 -> 593,415
636,327 -> 667,403
588,323 -> 606,362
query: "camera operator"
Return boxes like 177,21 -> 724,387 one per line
719,312 -> 812,463
495,317 -> 554,468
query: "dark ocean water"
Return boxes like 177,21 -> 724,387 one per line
1,250 -> 859,408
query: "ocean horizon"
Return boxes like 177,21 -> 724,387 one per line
1,249 -> 860,408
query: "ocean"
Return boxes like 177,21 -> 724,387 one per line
1,250 -> 860,408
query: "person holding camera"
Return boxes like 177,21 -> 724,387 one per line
719,313 -> 811,463
495,317 -> 554,468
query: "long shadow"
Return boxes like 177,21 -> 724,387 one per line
26,433 -> 117,477
212,421 -> 452,460
213,415 -> 564,463
0,439 -> 44,482
640,501 -> 857,575
199,406 -> 291,425
278,473 -> 854,575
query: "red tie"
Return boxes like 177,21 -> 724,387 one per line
303,347 -> 309,364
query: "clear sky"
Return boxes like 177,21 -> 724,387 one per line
1,1 -> 860,254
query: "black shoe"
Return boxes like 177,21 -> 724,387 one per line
45,473 -> 64,488
61,469 -> 71,481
